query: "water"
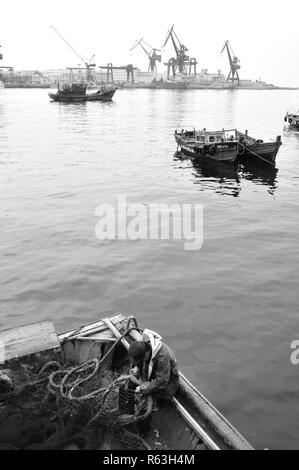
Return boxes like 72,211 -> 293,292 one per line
1,87 -> 299,449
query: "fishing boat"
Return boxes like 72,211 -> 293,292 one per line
175,129 -> 239,162
48,82 -> 117,103
175,129 -> 281,164
236,130 -> 282,163
0,313 -> 253,450
284,110 -> 299,129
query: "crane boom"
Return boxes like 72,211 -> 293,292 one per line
163,25 -> 178,56
130,38 -> 161,72
130,38 -> 150,58
50,25 -> 87,67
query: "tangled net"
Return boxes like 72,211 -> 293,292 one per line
0,357 -> 153,450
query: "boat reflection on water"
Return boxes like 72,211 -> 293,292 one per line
238,156 -> 278,195
174,151 -> 278,197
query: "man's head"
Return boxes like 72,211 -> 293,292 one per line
128,341 -> 151,362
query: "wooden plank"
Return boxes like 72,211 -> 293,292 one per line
76,336 -> 116,342
102,317 -> 130,349
58,313 -> 128,342
0,320 -> 60,362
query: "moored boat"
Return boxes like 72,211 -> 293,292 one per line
175,128 -> 239,162
236,130 -> 282,163
0,313 -> 253,450
175,128 -> 282,164
48,82 -> 117,103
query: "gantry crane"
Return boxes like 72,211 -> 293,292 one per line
162,25 -> 197,78
50,25 -> 96,82
98,63 -> 138,83
221,40 -> 241,84
130,38 -> 161,72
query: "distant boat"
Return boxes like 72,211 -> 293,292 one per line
151,78 -> 187,89
175,128 -> 281,164
284,110 -> 299,129
49,82 -> 117,103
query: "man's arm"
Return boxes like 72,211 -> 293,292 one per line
139,355 -> 171,395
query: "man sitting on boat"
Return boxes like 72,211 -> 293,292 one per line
128,329 -> 179,406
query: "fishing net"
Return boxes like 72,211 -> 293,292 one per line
0,358 -> 154,450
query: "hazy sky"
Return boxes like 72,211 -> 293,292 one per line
1,0 -> 298,86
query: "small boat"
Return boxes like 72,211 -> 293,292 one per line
49,82 -> 117,103
284,110 -> 299,129
0,313 -> 253,450
175,128 -> 282,164
236,130 -> 281,163
175,129 -> 239,162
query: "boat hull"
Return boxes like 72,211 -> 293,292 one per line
151,80 -> 187,89
237,131 -> 282,163
48,92 -> 86,102
177,138 -> 238,162
85,89 -> 117,101
240,141 -> 281,163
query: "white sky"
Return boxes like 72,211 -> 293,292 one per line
1,0 -> 298,86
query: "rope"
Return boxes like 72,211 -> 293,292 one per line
86,374 -> 148,427
238,142 -> 277,167
0,323 -> 154,450
47,325 -> 142,401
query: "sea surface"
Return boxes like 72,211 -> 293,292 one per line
1,87 -> 299,449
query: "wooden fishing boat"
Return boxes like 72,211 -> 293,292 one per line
175,129 -> 239,162
236,130 -> 281,163
0,313 -> 253,450
175,128 -> 281,164
48,82 -> 117,103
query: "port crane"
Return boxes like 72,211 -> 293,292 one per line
50,25 -> 96,82
98,63 -> 137,84
162,25 -> 197,79
130,38 -> 161,72
221,40 -> 240,84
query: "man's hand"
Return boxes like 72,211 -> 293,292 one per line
130,366 -> 139,377
135,382 -> 151,394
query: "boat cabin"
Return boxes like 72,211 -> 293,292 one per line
57,82 -> 87,94
176,129 -> 238,144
